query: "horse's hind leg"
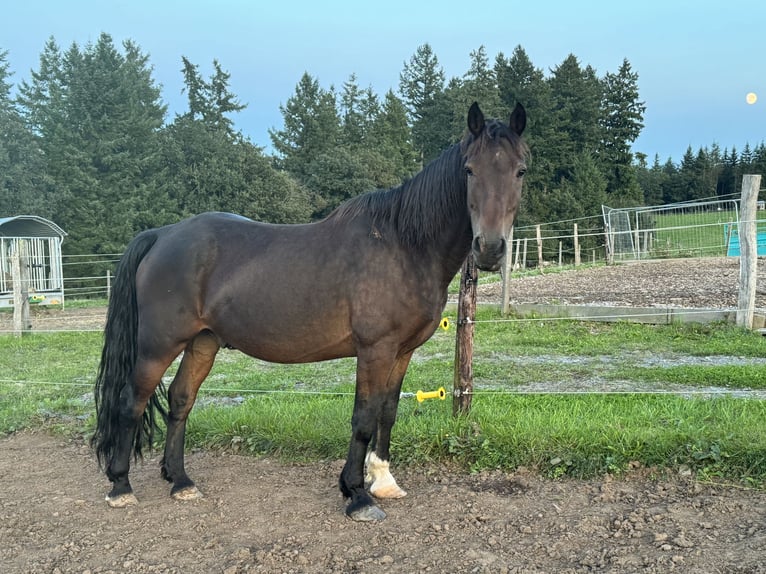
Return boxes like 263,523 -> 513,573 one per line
106,357 -> 174,507
366,352 -> 412,500
104,384 -> 145,507
161,331 -> 219,501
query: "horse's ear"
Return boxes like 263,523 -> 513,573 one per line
509,103 -> 526,136
467,102 -> 485,137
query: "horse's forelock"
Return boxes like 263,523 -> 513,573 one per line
462,118 -> 529,161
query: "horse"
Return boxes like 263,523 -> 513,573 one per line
91,101 -> 528,521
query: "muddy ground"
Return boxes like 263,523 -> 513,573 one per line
2,257 -> 766,573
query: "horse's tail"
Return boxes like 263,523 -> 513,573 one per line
91,230 -> 167,468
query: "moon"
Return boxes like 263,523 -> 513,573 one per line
746,92 -> 757,105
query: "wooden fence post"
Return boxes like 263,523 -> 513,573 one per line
501,227 -> 514,315
603,220 -> 613,265
536,225 -> 543,269
573,223 -> 581,266
737,174 -> 762,329
522,238 -> 528,269
453,256 -> 477,415
11,240 -> 31,336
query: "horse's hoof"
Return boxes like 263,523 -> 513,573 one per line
347,504 -> 387,522
172,486 -> 203,501
105,493 -> 138,508
370,483 -> 407,499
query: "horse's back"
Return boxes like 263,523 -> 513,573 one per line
132,212 -> 372,362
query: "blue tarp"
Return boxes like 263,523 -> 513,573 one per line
726,223 -> 766,256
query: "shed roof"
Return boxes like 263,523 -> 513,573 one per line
0,215 -> 67,239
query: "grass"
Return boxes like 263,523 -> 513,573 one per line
2,307 -> 765,485
650,209 -> 766,258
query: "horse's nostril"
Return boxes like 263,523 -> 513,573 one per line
472,236 -> 483,253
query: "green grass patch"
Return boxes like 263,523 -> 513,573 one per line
2,307 -> 765,485
182,393 -> 766,485
650,210 -> 766,258
614,364 -> 766,390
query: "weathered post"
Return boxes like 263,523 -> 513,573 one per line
536,224 -> 543,269
453,256 -> 477,415
501,227 -> 514,315
522,238 -> 528,268
737,174 -> 762,329
11,240 -> 31,336
574,223 -> 581,266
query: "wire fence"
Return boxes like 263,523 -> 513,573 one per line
3,376 -> 765,399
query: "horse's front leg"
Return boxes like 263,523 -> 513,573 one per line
366,352 -> 412,500
340,349 -> 403,521
340,394 -> 384,521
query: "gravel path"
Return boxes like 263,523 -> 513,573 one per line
480,257 -> 766,311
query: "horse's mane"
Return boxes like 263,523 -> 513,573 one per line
326,118 -> 528,249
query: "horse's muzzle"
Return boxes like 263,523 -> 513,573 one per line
472,235 -> 506,272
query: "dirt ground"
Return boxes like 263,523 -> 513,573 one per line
482,257 -> 766,311
2,432 -> 765,574
2,257 -> 766,573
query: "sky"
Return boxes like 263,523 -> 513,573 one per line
1,0 -> 764,163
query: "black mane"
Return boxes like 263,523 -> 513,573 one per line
326,142 -> 464,248
326,118 -> 528,249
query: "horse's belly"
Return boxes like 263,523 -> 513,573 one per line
217,324 -> 356,364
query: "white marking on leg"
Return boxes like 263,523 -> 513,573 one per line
365,452 -> 407,499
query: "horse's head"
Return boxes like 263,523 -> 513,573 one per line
463,102 -> 527,271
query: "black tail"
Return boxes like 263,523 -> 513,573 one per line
91,230 -> 167,468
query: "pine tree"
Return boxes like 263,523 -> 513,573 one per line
495,46 -> 558,224
269,72 -> 340,183
180,57 -> 245,134
16,34 -> 168,255
547,54 -> 603,177
459,46 -> 502,116
370,90 -> 419,181
165,58 -> 314,223
398,44 -> 446,163
599,58 -> 645,204
0,49 -> 49,217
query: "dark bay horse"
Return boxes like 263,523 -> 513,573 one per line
92,102 -> 528,521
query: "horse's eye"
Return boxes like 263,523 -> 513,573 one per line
464,166 -> 474,177
517,168 -> 527,178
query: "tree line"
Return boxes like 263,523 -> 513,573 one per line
637,144 -> 766,207
1,34 -> 763,264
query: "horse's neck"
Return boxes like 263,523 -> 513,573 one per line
412,146 -> 473,286
434,214 -> 473,287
